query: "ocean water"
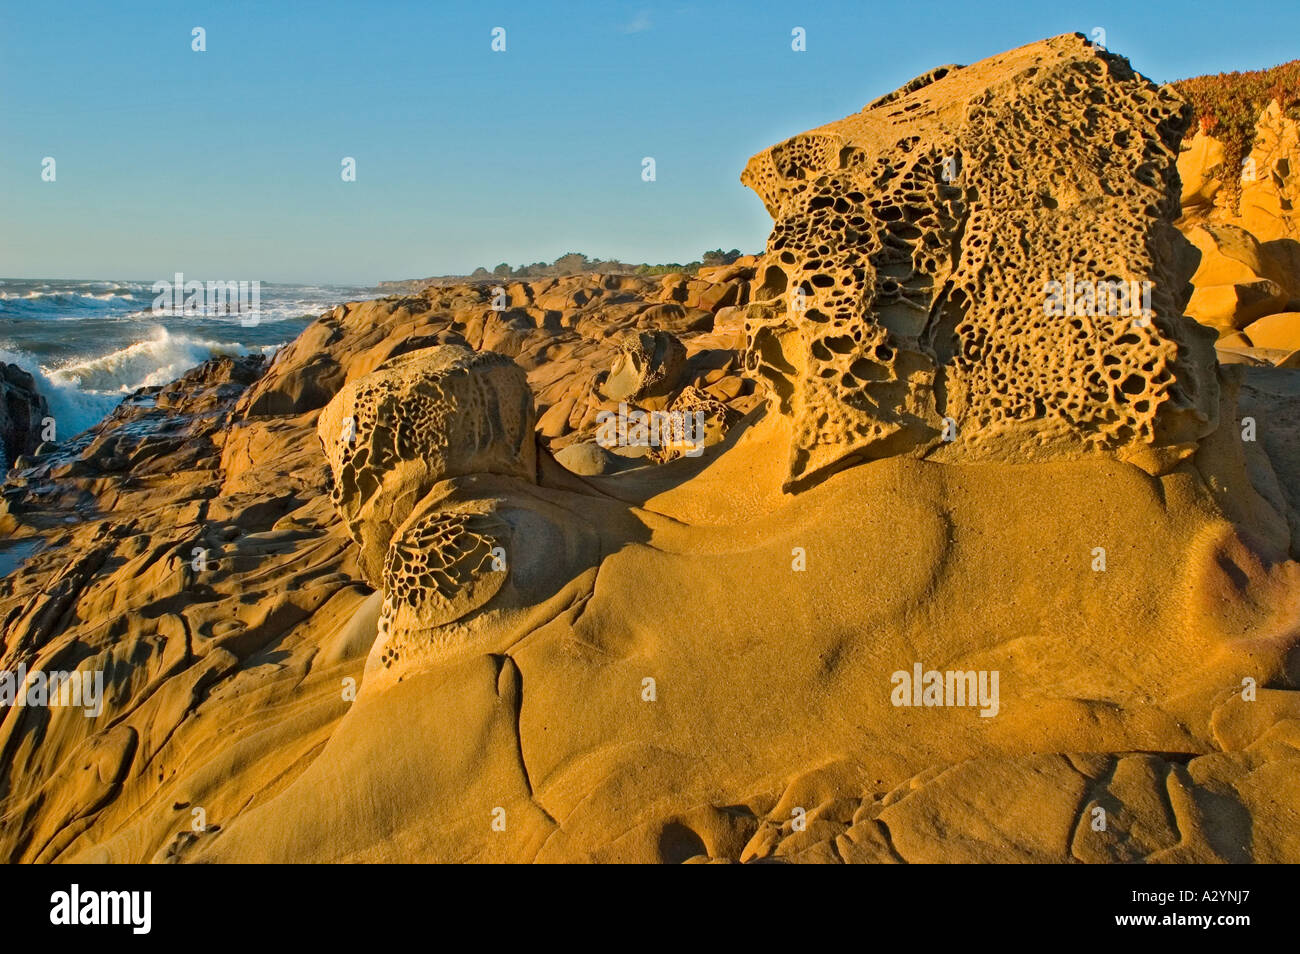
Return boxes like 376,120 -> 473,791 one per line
0,279 -> 373,440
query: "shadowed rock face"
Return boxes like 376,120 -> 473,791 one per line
741,33 -> 1219,488
0,363 -> 48,472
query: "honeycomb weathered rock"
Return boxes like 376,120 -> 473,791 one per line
741,33 -> 1221,487
600,329 -> 687,401
316,345 -> 536,587
376,497 -> 511,667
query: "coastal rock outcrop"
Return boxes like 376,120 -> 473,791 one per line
1175,67 -> 1300,362
0,363 -> 49,472
741,34 -> 1218,487
1,36 -> 1299,865
600,330 -> 687,401
316,346 -> 536,588
1180,99 -> 1300,244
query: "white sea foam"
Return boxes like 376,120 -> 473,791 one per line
0,329 -> 272,440
0,278 -> 365,438
46,327 -> 267,393
0,347 -> 119,440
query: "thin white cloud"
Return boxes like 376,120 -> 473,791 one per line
620,10 -> 652,33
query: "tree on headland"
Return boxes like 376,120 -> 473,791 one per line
702,248 -> 743,266
386,248 -> 759,289
495,249 -> 749,277
552,252 -> 591,274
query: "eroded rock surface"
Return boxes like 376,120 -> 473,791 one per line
742,34 -> 1218,486
317,346 -> 536,587
2,35 -> 1299,865
1175,74 -> 1300,365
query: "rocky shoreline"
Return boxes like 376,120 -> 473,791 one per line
3,34 -> 1300,863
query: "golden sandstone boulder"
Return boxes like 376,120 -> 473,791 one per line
599,329 -> 687,401
1184,223 -> 1290,291
740,34 -> 1218,487
316,346 -> 536,587
1244,311 -> 1300,351
1182,224 -> 1293,333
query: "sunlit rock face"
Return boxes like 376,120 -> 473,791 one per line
741,33 -> 1218,488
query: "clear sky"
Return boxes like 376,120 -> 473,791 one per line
3,0 -> 1296,284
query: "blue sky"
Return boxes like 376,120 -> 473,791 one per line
3,0 -> 1297,284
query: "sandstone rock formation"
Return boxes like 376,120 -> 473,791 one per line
1183,222 -> 1293,330
1,35 -> 1299,865
1181,100 -> 1300,244
316,346 -> 536,588
741,36 -> 1217,486
600,330 -> 687,401
1175,72 -> 1300,360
